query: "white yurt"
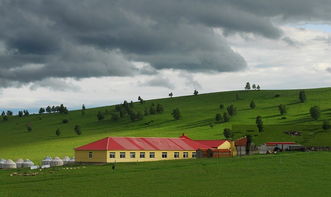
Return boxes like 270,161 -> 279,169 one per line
50,157 -> 64,167
3,159 -> 17,169
15,159 -> 24,168
22,159 -> 34,168
62,156 -> 70,165
68,157 -> 75,165
0,159 -> 6,169
42,156 -> 52,166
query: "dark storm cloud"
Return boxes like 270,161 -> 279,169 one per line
1,0 -> 331,87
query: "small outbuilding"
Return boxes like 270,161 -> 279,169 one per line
0,159 -> 6,169
50,157 -> 64,167
42,156 -> 52,166
23,159 -> 34,168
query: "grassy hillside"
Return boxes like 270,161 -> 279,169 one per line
1,87 -> 331,161
1,152 -> 331,197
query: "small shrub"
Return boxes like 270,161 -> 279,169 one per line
56,128 -> 61,136
62,119 -> 69,124
74,125 -> 81,135
274,94 -> 280,98
27,125 -> 32,132
322,120 -> 331,130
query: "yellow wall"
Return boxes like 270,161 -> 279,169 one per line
75,150 -> 108,163
75,150 -> 196,163
217,141 -> 231,149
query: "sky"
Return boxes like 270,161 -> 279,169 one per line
1,0 -> 331,113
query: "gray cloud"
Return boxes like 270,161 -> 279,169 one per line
141,76 -> 175,89
30,78 -> 80,91
327,67 -> 331,73
1,0 -> 331,88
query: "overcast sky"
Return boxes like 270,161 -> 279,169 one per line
1,0 -> 331,112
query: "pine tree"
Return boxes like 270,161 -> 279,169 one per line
171,108 -> 181,120
74,125 -> 81,135
215,113 -> 223,122
250,100 -> 256,109
56,128 -> 61,136
299,90 -> 306,103
245,82 -> 251,90
310,106 -> 320,120
256,116 -> 264,132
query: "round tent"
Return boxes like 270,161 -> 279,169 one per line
42,156 -> 52,166
3,159 -> 17,169
0,159 -> 6,169
23,159 -> 34,168
50,157 -> 63,167
62,156 -> 70,165
68,157 -> 75,165
15,159 -> 24,168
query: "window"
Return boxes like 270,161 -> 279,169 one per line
130,152 -> 136,158
162,152 -> 167,158
149,152 -> 155,158
140,152 -> 145,158
183,152 -> 188,158
174,152 -> 179,158
192,152 -> 196,158
88,152 -> 93,159
109,152 -> 115,158
120,152 -> 126,158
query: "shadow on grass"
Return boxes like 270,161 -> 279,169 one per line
177,118 -> 213,129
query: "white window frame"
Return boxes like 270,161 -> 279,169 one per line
120,152 -> 126,158
109,152 -> 116,158
183,152 -> 188,158
140,152 -> 145,158
130,152 -> 136,158
174,152 -> 179,158
149,152 -> 155,158
192,152 -> 196,158
162,152 -> 167,158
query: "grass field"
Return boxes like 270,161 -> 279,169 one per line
1,152 -> 331,197
1,87 -> 331,162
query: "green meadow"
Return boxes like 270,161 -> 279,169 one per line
1,152 -> 331,197
1,88 -> 331,162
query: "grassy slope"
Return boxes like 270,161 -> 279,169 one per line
1,87 -> 331,161
1,152 -> 331,197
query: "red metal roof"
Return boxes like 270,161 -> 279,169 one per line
75,137 -> 210,151
193,140 -> 228,148
265,142 -> 296,146
235,137 -> 247,146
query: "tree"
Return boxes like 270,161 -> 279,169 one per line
299,90 -> 306,103
278,104 -> 287,115
245,82 -> 251,90
227,105 -> 237,116
215,113 -> 223,122
223,112 -> 230,122
97,111 -> 105,121
171,108 -> 181,120
149,105 -> 156,114
256,116 -> 264,132
26,125 -> 32,132
74,125 -> 81,135
1,111 -> 5,116
219,104 -> 224,109
23,110 -> 29,116
250,100 -> 256,109
246,135 -> 253,155
194,90 -> 198,96
138,96 -> 144,104
46,106 -> 52,113
3,115 -> 8,121
144,108 -> 149,116
39,108 -> 45,114
111,113 -> 120,121
18,111 -> 23,117
82,104 -> 86,115
156,104 -> 164,113
7,110 -> 13,116
322,120 -> 331,130
252,84 -> 256,90
62,119 -> 69,124
257,85 -> 261,90
223,128 -> 233,139
169,92 -> 173,98
310,106 -> 320,120
56,128 -> 61,136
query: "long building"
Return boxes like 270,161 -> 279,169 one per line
74,135 -> 235,163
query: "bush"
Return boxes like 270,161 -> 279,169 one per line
227,105 -> 237,116
274,94 -> 280,98
310,106 -> 320,120
171,108 -> 181,120
111,113 -> 120,121
223,128 -> 233,139
97,111 -> 105,121
62,119 -> 69,124
250,100 -> 256,109
278,104 -> 287,115
27,125 -> 32,132
56,129 -> 61,136
323,120 -> 331,130
215,113 -> 223,122
223,112 -> 230,122
219,104 -> 224,109
74,125 -> 81,135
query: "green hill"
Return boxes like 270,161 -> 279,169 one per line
1,87 -> 331,161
